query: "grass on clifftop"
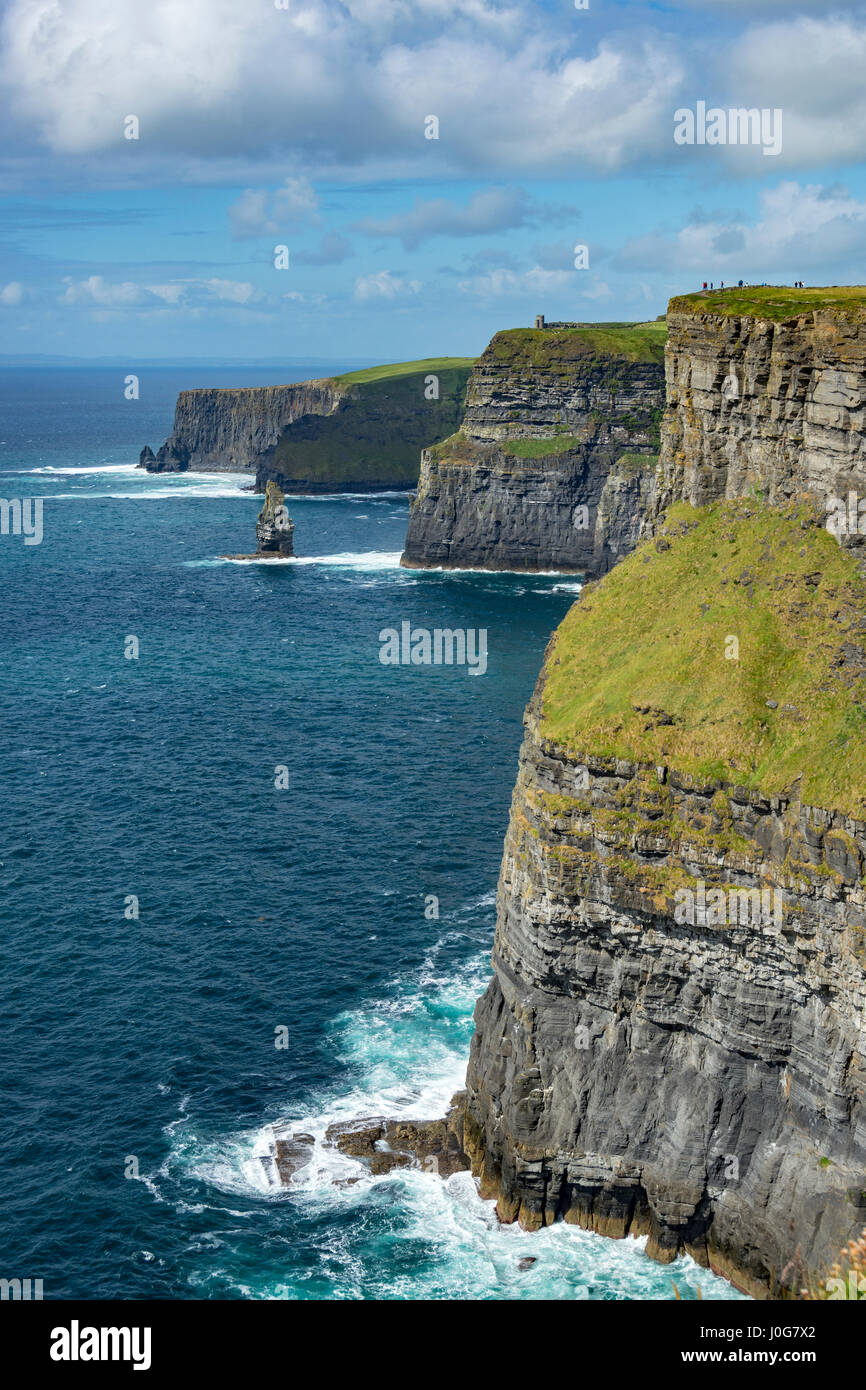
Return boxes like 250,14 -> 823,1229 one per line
332,357 -> 476,387
541,498 -> 866,816
670,285 -> 866,324
490,322 -> 667,367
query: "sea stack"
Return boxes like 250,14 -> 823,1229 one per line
255,479 -> 294,556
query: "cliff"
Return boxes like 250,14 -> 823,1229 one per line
140,358 -> 474,491
657,286 -> 866,541
139,380 -> 341,473
464,496 -> 866,1297
400,324 -> 666,573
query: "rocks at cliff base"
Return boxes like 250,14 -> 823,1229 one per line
138,439 -> 190,473
265,1094 -> 470,1188
325,1100 -> 470,1178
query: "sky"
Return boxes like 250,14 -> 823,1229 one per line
1,0 -> 866,362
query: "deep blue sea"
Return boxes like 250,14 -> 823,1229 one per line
0,365 -> 744,1301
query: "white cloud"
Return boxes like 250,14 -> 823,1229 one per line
456,264 -> 607,299
0,0 -> 683,177
0,280 -> 24,305
228,178 -> 319,239
725,18 -> 866,168
60,274 -> 260,308
615,181 -> 866,275
2,1 -> 863,187
62,276 -> 144,305
353,270 -> 420,300
204,278 -> 256,303
356,187 -> 544,250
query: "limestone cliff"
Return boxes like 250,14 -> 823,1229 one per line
401,324 -> 665,574
140,359 -> 473,491
464,496 -> 866,1298
657,287 -> 866,543
140,381 -> 341,473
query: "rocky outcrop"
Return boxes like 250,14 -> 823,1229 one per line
657,295 -> 866,543
262,1094 -> 470,1187
401,325 -> 665,574
221,479 -> 294,560
140,380 -> 342,474
255,480 -> 294,556
462,491 -> 866,1298
325,1097 -> 470,1178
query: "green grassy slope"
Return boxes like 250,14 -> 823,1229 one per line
490,322 -> 667,367
541,499 -> 866,816
267,363 -> 473,489
332,357 -> 476,387
671,286 -> 866,323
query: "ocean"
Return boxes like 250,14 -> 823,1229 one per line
0,365 -> 744,1301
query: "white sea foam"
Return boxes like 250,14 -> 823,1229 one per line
153,911 -> 745,1300
214,551 -> 405,571
21,463 -> 140,475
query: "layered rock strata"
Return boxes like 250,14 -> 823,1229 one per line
657,293 -> 866,544
463,497 -> 866,1298
401,325 -> 665,574
221,479 -> 294,560
140,381 -> 341,473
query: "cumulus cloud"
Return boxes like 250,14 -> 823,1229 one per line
354,270 -> 420,300
0,280 -> 24,305
456,263 -> 608,300
355,187 -> 567,250
228,178 -> 319,239
614,181 -> 866,275
724,18 -> 866,169
0,0 -> 684,178
294,232 -> 354,266
60,274 -> 260,308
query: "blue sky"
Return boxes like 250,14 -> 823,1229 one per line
1,0 -> 866,361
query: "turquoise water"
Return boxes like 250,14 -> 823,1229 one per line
0,367 -> 744,1300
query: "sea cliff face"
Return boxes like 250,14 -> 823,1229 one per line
259,363 -> 472,494
463,490 -> 866,1298
657,295 -> 866,540
401,325 -> 665,574
141,361 -> 473,490
140,381 -> 341,473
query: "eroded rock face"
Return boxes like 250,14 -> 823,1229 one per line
401,329 -> 664,574
139,381 -> 342,473
255,480 -> 294,556
657,307 -> 866,540
463,684 -> 866,1298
